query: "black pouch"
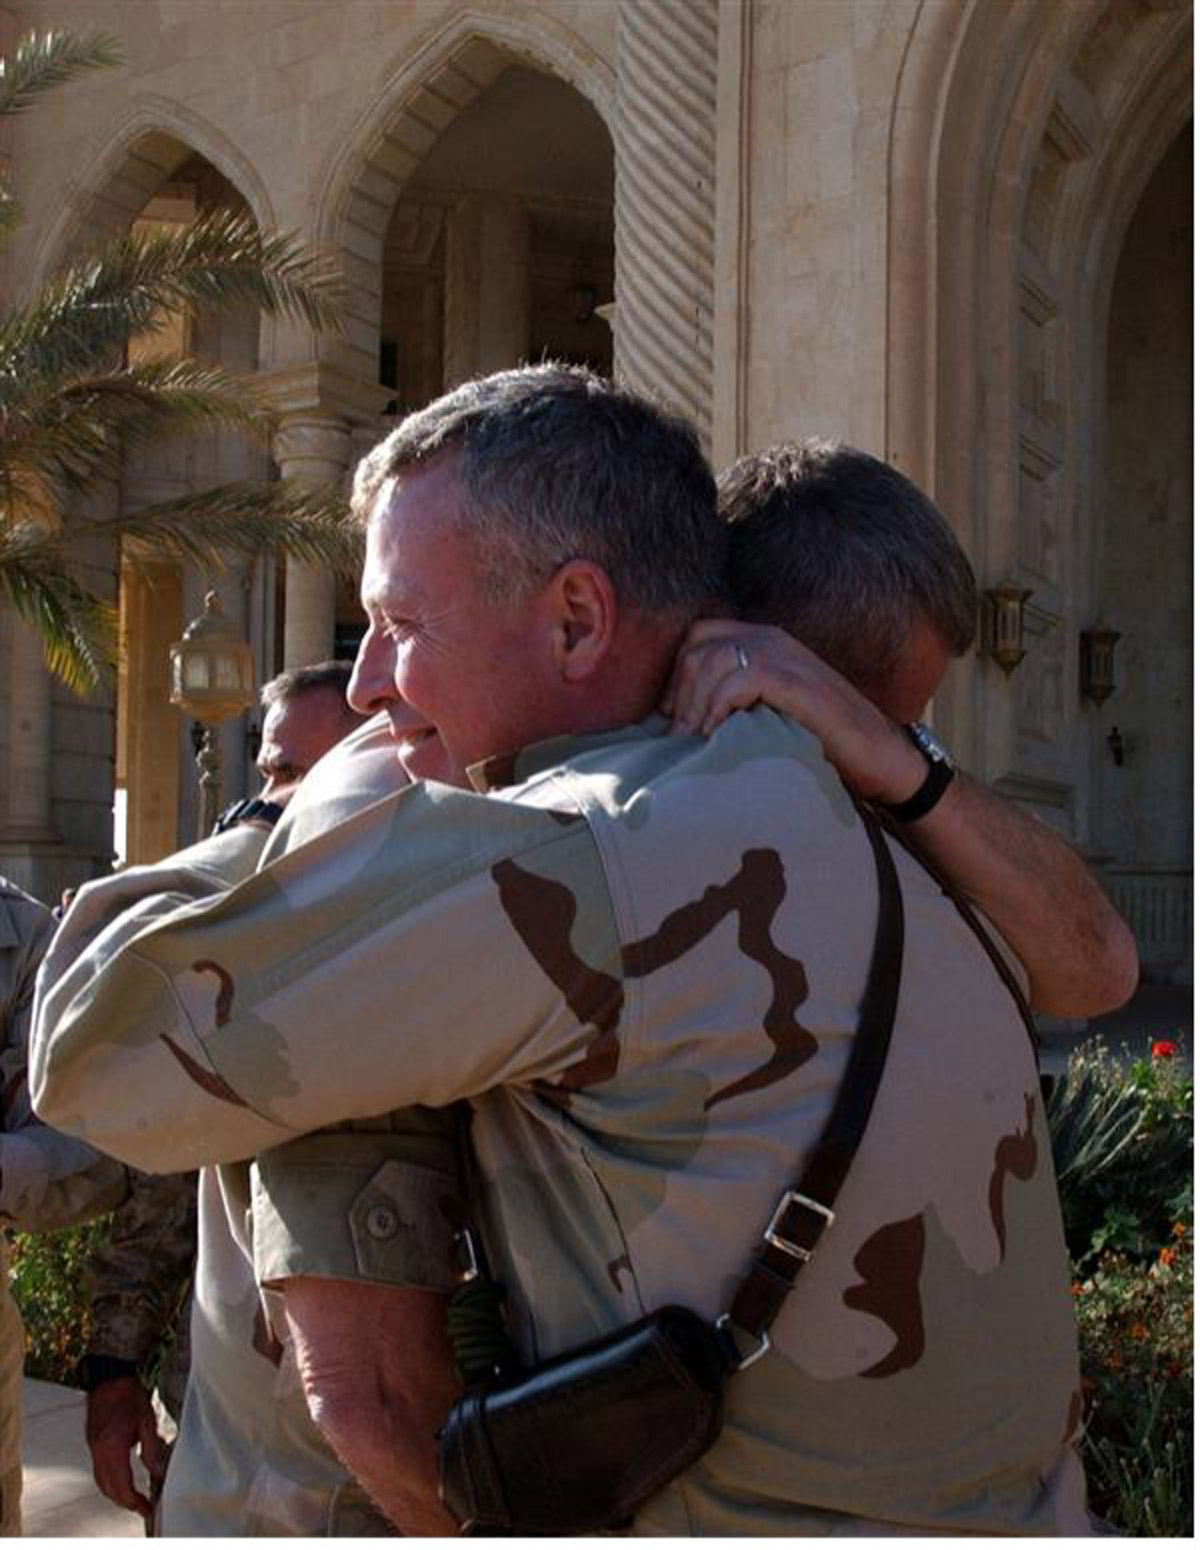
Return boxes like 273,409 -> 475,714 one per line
438,1304 -> 728,1534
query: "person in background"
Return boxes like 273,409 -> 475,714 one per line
79,661 -> 366,1524
1,878 -> 127,1535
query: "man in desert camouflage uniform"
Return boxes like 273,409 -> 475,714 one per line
79,660 -> 371,1525
1,878 -> 127,1535
34,366 -> 1095,1534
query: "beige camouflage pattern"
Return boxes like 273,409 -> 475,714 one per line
32,780 -> 456,1535
2,878 -> 128,1535
33,710 -> 1090,1535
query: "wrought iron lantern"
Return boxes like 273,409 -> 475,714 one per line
1080,624 -> 1121,707
169,591 -> 256,838
982,583 -> 1033,674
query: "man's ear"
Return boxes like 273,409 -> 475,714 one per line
548,561 -> 617,682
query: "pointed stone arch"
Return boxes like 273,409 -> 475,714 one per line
885,0 -> 1192,791
313,7 -> 616,389
29,95 -> 275,288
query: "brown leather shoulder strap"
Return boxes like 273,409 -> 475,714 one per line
729,808 -> 903,1341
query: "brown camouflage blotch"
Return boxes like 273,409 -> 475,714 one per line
160,1035 -> 250,1109
988,1092 -> 1038,1258
252,1304 -> 284,1367
492,859 -> 624,1090
844,1213 -> 926,1378
192,960 -> 234,1027
622,849 -> 815,1109
607,1253 -> 633,1293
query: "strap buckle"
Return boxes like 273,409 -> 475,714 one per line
454,1228 -> 480,1284
714,1313 -> 771,1372
764,1190 -> 836,1262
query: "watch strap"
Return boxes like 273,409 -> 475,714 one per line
880,757 -> 954,823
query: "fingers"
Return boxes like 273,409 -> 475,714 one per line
668,637 -> 758,734
90,1433 -> 152,1516
138,1414 -> 171,1482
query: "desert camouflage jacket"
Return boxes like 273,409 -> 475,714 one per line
32,712 -> 1091,1535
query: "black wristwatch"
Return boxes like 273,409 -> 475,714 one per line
76,1353 -> 140,1391
879,722 -> 955,823
212,796 -> 285,833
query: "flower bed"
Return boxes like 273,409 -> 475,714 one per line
1047,1038 -> 1193,1535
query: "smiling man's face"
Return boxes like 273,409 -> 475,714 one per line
347,454 -> 553,787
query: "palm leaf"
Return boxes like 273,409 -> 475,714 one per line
0,361 -> 276,499
1,211 -> 344,389
0,542 -> 116,693
78,480 -> 363,577
0,30 -> 123,118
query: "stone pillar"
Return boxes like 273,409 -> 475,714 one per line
274,415 -> 351,669
444,195 -> 532,386
613,0 -> 719,448
2,620 -> 55,839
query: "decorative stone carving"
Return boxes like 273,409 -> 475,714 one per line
613,0 -> 718,446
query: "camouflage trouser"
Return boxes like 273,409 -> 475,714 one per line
0,1265 -> 23,1537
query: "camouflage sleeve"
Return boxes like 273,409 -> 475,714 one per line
1,889 -> 129,1232
32,782 -> 616,1172
84,1165 -> 198,1366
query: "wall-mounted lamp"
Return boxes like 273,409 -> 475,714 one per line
982,583 -> 1033,673
1106,726 -> 1125,766
1080,624 -> 1121,706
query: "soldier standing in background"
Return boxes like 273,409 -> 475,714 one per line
78,660 -> 366,1524
1,878 -> 128,1536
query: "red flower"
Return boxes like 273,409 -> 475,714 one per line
1152,1039 -> 1179,1058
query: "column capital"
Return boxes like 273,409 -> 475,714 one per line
254,362 -> 392,426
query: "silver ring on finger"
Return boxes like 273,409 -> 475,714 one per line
735,644 -> 750,672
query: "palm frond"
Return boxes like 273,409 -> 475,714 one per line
0,29 -> 123,118
0,539 -> 116,693
0,211 -> 344,389
0,361 -> 276,500
79,480 -> 363,577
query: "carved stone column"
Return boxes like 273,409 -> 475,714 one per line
444,195 -> 532,386
613,0 -> 719,448
273,414 -> 350,669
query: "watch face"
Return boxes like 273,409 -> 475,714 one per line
908,721 -> 953,768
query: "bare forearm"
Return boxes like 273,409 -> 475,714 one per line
903,771 -> 1138,1017
282,1277 -> 459,1535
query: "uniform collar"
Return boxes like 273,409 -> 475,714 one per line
465,715 -> 670,794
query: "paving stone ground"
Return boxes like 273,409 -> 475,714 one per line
20,1377 -> 141,1537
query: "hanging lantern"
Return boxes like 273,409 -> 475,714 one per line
1080,624 -> 1121,706
983,583 -> 1033,674
169,591 -> 256,724
169,591 -> 256,841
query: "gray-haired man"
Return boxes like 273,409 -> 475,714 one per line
36,368 -> 1093,1535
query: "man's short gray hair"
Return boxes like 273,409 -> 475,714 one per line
260,659 -> 356,713
352,363 -> 725,616
720,441 -> 977,691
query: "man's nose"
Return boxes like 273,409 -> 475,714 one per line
348,630 -> 394,714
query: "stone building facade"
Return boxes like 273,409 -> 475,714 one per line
0,0 -> 1191,982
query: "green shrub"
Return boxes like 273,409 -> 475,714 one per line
1049,1038 -> 1193,1536
8,1216 -> 112,1384
1046,1037 -> 1192,1267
